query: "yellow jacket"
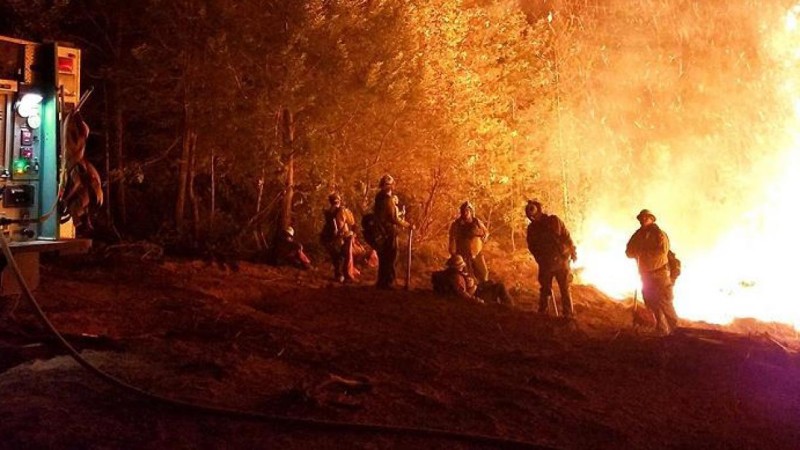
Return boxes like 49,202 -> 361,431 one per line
626,223 -> 670,273
448,218 -> 488,258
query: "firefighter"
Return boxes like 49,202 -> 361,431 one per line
448,201 -> 489,282
373,174 -> 411,290
625,209 -> 678,335
321,193 -> 358,283
431,255 -> 514,306
275,227 -> 312,270
525,200 -> 577,318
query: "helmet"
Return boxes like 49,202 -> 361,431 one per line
446,254 -> 467,269
525,199 -> 542,217
284,226 -> 295,237
328,193 -> 342,204
379,174 -> 395,188
459,201 -> 474,214
636,209 -> 656,222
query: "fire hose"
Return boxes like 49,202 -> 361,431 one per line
0,233 -> 549,449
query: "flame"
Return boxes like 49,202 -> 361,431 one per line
575,5 -> 800,331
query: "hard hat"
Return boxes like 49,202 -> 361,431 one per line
379,174 -> 395,188
284,226 -> 295,237
446,254 -> 467,269
636,209 -> 656,222
525,199 -> 542,216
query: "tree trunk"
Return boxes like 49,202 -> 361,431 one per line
210,148 -> 216,235
175,28 -> 196,233
510,184 -> 516,253
266,108 -> 296,262
175,125 -> 192,231
277,108 -> 295,233
188,133 -> 199,244
419,166 -> 442,242
114,99 -> 126,226
102,82 -> 113,226
282,152 -> 294,232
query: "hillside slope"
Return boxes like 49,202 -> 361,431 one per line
0,256 -> 798,449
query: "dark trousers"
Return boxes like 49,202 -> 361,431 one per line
538,267 -> 573,316
376,235 -> 398,288
477,280 -> 513,306
327,236 -> 355,280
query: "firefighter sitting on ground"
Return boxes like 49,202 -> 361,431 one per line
448,201 -> 490,282
432,255 -> 514,306
525,199 -> 577,318
321,192 -> 359,283
274,226 -> 312,270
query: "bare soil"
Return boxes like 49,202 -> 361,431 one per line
0,249 -> 798,450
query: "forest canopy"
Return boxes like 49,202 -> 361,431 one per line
1,0 -> 793,261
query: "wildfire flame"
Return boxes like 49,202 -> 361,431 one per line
575,5 -> 800,331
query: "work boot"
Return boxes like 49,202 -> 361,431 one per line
561,298 -> 575,319
538,295 -> 551,315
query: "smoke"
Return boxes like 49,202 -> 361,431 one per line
565,2 -> 773,231
544,0 -> 800,325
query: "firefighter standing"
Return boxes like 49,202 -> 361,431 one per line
373,174 -> 411,290
321,193 -> 358,283
625,209 -> 678,335
448,201 -> 489,282
525,200 -> 577,318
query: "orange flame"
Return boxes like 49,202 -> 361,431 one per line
576,5 -> 800,331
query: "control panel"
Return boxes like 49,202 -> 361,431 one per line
0,36 -> 82,244
1,86 -> 40,241
1,37 -> 49,242
0,35 -> 89,296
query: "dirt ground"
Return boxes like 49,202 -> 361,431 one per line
0,247 -> 798,450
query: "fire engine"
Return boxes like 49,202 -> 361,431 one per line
0,35 -> 91,294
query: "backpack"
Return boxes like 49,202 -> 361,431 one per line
361,212 -> 383,248
431,270 -> 450,296
668,250 -> 681,281
320,208 -> 339,242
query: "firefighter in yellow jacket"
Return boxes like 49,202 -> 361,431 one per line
448,201 -> 489,282
625,209 -> 679,335
321,193 -> 358,282
373,174 -> 411,289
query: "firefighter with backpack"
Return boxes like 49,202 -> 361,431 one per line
626,209 -> 681,335
364,174 -> 411,290
321,193 -> 358,283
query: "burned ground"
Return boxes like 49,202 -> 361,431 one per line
0,251 -> 798,449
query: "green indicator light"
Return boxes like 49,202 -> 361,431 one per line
13,159 -> 28,174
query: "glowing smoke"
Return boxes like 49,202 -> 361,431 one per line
545,1 -> 800,328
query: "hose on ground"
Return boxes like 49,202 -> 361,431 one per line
0,234 -> 550,450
